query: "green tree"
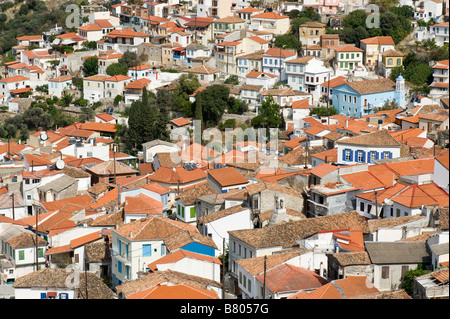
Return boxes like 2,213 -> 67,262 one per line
19,124 -> 29,141
274,34 -> 302,54
82,56 -> 98,77
310,107 -> 338,117
118,51 -> 138,68
251,96 -> 283,129
106,63 -> 129,76
60,94 -> 74,107
224,74 -> 239,85
342,10 -> 368,30
400,265 -> 430,296
404,63 -> 433,85
172,73 -> 200,116
197,85 -> 230,126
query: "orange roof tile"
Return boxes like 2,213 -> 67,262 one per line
126,284 -> 219,299
207,167 -> 248,187
340,171 -> 385,191
147,249 -> 221,272
289,276 -> 378,299
310,163 -> 339,178
124,194 -> 164,215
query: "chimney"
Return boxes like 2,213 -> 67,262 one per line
345,119 -> 348,128
269,194 -> 286,226
378,119 -> 383,131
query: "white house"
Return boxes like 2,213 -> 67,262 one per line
245,71 -> 278,90
285,56 -> 332,103
48,75 -> 72,98
147,249 -> 222,282
336,129 -> 402,165
83,74 -> 109,103
434,155 -> 449,193
413,0 -> 444,22
0,226 -> 47,281
199,204 -> 252,255
262,48 -> 297,83
111,216 -> 217,287
0,76 -> 31,102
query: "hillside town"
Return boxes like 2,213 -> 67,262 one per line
0,0 -> 448,302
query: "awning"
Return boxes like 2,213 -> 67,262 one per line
47,292 -> 57,298
173,47 -> 185,51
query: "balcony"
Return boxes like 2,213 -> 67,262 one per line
364,103 -> 373,110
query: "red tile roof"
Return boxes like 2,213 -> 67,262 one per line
126,284 -> 219,299
207,167 -> 248,187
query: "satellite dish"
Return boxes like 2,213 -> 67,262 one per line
384,198 -> 393,206
56,159 -> 65,170
40,131 -> 49,142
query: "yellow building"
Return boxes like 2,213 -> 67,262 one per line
298,21 -> 326,46
380,49 -> 404,78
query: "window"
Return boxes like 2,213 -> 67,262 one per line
360,202 -> 365,212
388,58 -> 393,65
401,266 -> 409,279
118,261 -> 122,273
381,266 -> 389,279
344,149 -> 352,161
190,207 -> 196,218
369,151 -> 377,163
383,151 -> 390,159
142,244 -> 152,257
38,248 -> 44,258
248,279 -> 252,292
19,250 -> 25,260
396,208 -> 401,217
357,150 -> 364,162
239,271 -> 242,284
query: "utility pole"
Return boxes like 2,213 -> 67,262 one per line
222,237 -> 226,299
375,190 -> 378,219
84,256 -> 89,299
35,208 -> 39,272
113,144 -> 117,185
11,193 -> 15,220
262,255 -> 267,299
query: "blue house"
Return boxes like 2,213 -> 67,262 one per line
332,76 -> 405,117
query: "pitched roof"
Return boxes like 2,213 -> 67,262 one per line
116,269 -> 221,297
289,276 -> 378,299
255,263 -> 328,293
310,163 -> 339,178
149,167 -> 207,185
252,12 -> 289,19
335,45 -> 364,52
207,167 -> 248,187
126,284 -> 219,299
343,78 -> 396,95
365,241 -> 430,264
147,249 -> 221,272
229,211 -> 369,249
124,194 -> 164,216
360,36 -> 395,45
214,15 -> 245,23
12,268 -> 116,299
175,183 -> 215,206
183,64 -> 218,74
336,129 -> 400,147
264,48 -> 296,58
85,160 -> 138,176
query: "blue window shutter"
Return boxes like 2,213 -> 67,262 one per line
342,148 -> 347,161
389,152 -> 393,158
118,261 -> 122,273
381,152 -> 385,159
349,149 -> 353,162
142,244 -> 151,257
375,151 -> 379,160
41,292 -> 47,299
361,150 -> 366,163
